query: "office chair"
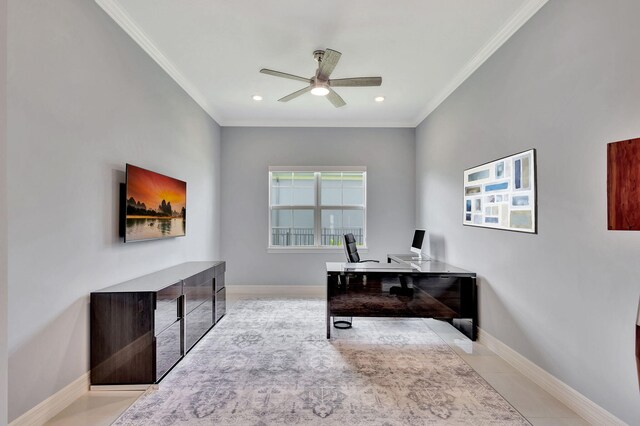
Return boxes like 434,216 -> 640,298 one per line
343,233 -> 379,263
343,234 -> 413,297
333,234 -> 380,330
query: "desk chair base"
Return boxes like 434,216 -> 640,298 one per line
333,317 -> 353,329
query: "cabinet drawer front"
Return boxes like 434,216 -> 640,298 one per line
184,268 -> 214,314
215,287 -> 226,323
183,267 -> 215,290
214,272 -> 225,293
157,282 -> 182,302
155,297 -> 181,336
155,320 -> 182,381
185,299 -> 214,351
155,282 -> 182,335
184,285 -> 213,315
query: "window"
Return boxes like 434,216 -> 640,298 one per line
269,167 -> 366,249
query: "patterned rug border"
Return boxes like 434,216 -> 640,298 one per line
113,298 -> 531,425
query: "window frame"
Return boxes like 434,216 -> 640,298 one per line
268,166 -> 367,252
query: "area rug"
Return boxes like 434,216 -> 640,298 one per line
113,299 -> 529,425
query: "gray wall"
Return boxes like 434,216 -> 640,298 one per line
221,127 -> 415,286
0,0 -> 7,423
415,0 -> 639,422
6,0 -> 221,421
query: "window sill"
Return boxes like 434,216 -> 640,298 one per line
267,246 -> 368,254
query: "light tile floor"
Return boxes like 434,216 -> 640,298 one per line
46,297 -> 590,425
44,391 -> 143,426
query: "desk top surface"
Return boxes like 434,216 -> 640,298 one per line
326,257 -> 474,275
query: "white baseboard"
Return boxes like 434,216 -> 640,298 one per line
226,285 -> 324,298
478,328 -> 626,425
10,372 -> 89,426
89,384 -> 151,391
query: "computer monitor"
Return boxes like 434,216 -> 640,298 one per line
410,229 -> 426,260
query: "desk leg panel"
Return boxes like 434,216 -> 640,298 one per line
451,276 -> 477,341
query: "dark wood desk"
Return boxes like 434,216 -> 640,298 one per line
326,255 -> 477,340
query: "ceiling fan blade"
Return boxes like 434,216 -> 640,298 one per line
329,77 -> 382,87
326,88 -> 346,108
260,69 -> 311,84
317,49 -> 342,80
278,86 -> 312,102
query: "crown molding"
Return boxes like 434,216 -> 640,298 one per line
220,119 -> 416,128
97,0 -> 547,129
412,0 -> 549,126
95,0 -> 224,124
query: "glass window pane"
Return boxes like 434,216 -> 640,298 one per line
271,186 -> 292,206
292,210 -> 314,246
320,209 -> 364,246
321,173 -> 342,188
321,210 -> 343,229
343,210 -> 364,228
343,210 -> 364,246
342,172 -> 364,187
321,188 -> 341,205
293,187 -> 314,205
271,172 -> 292,186
271,209 -> 314,246
293,172 -> 314,187
271,209 -> 292,246
321,210 -> 343,246
293,210 -> 314,229
343,187 -> 364,205
271,209 -> 292,228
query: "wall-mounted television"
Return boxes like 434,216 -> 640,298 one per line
123,164 -> 186,243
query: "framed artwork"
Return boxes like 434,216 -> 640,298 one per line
124,164 -> 187,242
463,149 -> 537,233
607,137 -> 640,230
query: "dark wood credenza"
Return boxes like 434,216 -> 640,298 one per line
90,261 -> 226,386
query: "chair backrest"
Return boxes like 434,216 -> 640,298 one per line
343,233 -> 360,262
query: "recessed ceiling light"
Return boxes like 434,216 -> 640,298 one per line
252,95 -> 263,101
375,96 -> 385,102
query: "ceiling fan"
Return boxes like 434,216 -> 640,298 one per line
259,48 -> 382,108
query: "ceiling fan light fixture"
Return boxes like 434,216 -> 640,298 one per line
310,86 -> 330,96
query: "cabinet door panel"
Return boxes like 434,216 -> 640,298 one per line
90,292 -> 154,385
156,320 -> 182,381
185,299 -> 214,350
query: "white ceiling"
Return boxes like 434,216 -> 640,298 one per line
97,0 -> 547,127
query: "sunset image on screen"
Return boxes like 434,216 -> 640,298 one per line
125,165 -> 186,242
